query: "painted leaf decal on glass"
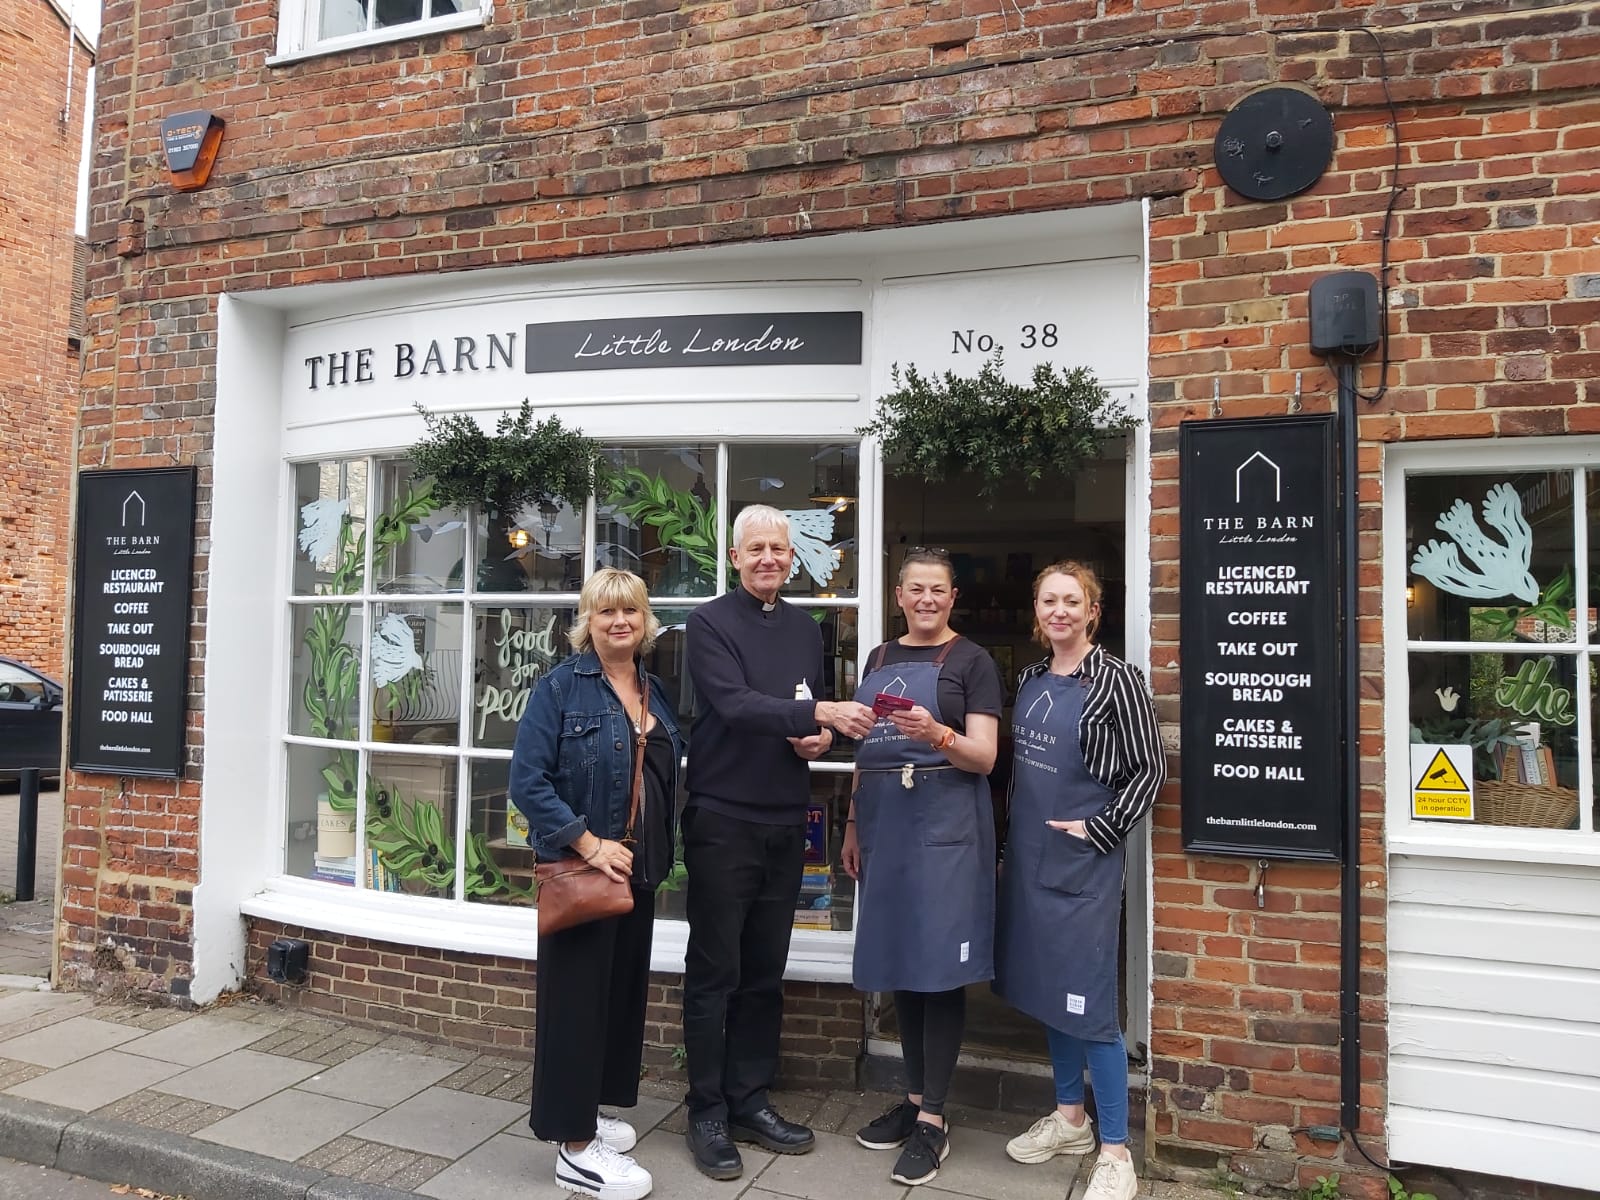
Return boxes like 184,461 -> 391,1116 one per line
1411,482 -> 1538,603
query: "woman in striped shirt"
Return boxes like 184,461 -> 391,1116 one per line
994,561 -> 1165,1200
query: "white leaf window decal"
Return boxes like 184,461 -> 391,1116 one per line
782,508 -> 837,587
298,496 -> 350,563
1411,482 -> 1538,604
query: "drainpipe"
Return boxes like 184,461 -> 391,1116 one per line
1336,357 -> 1362,1132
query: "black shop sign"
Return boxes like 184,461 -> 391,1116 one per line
525,311 -> 863,372
70,468 -> 197,778
1180,416 -> 1341,860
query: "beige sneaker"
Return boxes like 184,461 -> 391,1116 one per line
1083,1152 -> 1138,1200
1003,1110 -> 1096,1164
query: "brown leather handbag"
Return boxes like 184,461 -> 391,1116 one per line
533,684 -> 649,937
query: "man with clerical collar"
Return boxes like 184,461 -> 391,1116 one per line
681,504 -> 876,1180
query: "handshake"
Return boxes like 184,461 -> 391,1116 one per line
815,699 -> 877,740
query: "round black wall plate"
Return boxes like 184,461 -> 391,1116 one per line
1214,87 -> 1334,202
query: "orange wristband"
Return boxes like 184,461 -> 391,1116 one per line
935,726 -> 957,751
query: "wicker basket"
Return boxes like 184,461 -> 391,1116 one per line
1473,779 -> 1580,829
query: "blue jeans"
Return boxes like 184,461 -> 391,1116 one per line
1045,1025 -> 1129,1146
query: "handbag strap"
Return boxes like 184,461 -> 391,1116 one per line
623,674 -> 650,841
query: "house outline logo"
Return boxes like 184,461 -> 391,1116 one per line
1024,689 -> 1054,723
121,491 -> 146,527
1235,451 -> 1281,504
881,676 -> 908,697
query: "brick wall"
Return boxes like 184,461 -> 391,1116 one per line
246,920 -> 863,1087
0,6 -> 92,676
69,0 -> 1600,1193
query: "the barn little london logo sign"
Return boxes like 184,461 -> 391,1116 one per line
301,311 -> 864,389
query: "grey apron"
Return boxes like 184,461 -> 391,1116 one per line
995,670 -> 1125,1039
851,638 -> 996,994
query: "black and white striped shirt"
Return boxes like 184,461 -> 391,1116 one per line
1017,644 -> 1166,854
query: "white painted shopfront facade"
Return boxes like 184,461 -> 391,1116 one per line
1384,437 -> 1600,1189
193,206 -> 1153,1037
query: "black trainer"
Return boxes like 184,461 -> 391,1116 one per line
686,1119 -> 742,1180
728,1106 -> 815,1154
890,1121 -> 950,1187
856,1099 -> 920,1150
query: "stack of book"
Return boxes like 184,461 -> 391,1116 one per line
312,853 -> 357,886
794,863 -> 833,929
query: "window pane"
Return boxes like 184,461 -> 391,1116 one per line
1409,651 -> 1580,829
289,604 -> 364,740
814,606 -> 860,763
599,446 -> 719,597
466,758 -> 539,907
367,753 -> 459,899
372,0 -> 422,29
728,444 -> 858,599
375,461 -> 466,594
1407,472 -> 1575,644
319,0 -> 370,39
472,604 -> 575,750
368,602 -> 463,746
287,743 -> 360,885
293,460 -> 367,596
645,606 -> 695,731
475,495 -> 584,596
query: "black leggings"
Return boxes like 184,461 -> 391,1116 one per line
895,987 -> 966,1117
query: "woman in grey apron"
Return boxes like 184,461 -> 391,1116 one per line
995,561 -> 1165,1200
841,549 -> 1003,1187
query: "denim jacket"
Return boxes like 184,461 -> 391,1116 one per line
507,650 -> 685,861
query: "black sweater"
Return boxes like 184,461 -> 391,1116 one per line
686,586 -> 825,824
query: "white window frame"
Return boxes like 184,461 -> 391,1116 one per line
270,0 -> 488,65
259,437 -> 873,982
1384,435 -> 1600,868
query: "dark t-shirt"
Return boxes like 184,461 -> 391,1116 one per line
867,637 -> 1004,731
632,721 -> 674,890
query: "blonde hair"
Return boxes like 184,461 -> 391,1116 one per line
1031,560 -> 1103,647
569,568 -> 661,654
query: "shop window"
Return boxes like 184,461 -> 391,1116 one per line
281,445 -> 864,929
1405,469 -> 1593,832
276,0 -> 482,58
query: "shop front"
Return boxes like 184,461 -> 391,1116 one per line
194,206 -> 1151,1082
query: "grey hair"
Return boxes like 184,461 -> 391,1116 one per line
731,504 -> 790,548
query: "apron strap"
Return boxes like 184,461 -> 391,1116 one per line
869,642 -> 890,673
932,635 -> 961,666
871,635 -> 960,672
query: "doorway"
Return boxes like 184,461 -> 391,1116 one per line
872,437 -> 1140,1065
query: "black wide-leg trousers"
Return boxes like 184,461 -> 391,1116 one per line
530,887 -> 656,1143
681,805 -> 805,1123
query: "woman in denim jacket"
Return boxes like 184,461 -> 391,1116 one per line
510,568 -> 685,1200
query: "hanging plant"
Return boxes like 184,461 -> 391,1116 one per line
408,399 -> 608,515
858,354 -> 1140,497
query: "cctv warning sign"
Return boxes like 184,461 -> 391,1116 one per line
1410,744 -> 1474,821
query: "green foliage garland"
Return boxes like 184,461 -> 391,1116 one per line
858,354 -> 1139,497
409,399 -> 609,515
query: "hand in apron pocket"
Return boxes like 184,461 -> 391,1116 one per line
1035,828 -> 1101,895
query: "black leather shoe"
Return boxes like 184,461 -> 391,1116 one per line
730,1106 -> 816,1154
686,1119 -> 743,1180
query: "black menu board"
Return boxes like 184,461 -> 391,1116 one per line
1179,416 -> 1341,860
70,468 -> 197,778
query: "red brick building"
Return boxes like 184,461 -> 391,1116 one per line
1,2 -> 93,675
68,0 -> 1600,1195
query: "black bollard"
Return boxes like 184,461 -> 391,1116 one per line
15,768 -> 39,903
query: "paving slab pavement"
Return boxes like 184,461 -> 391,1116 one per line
0,783 -> 61,981
0,986 -> 1201,1200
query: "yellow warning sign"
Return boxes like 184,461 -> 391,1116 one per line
1409,744 -> 1474,821
1416,748 -> 1470,793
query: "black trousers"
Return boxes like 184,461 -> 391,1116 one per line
895,986 -> 967,1116
530,888 -> 656,1143
681,805 -> 805,1122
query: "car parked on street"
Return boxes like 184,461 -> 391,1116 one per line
0,656 -> 63,779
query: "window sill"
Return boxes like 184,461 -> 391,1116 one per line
1389,827 -> 1600,869
267,11 -> 484,67
240,876 -> 856,983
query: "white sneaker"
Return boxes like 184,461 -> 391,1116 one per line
556,1139 -> 653,1200
596,1114 -> 638,1153
1004,1110 -> 1097,1164
1083,1151 -> 1138,1200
